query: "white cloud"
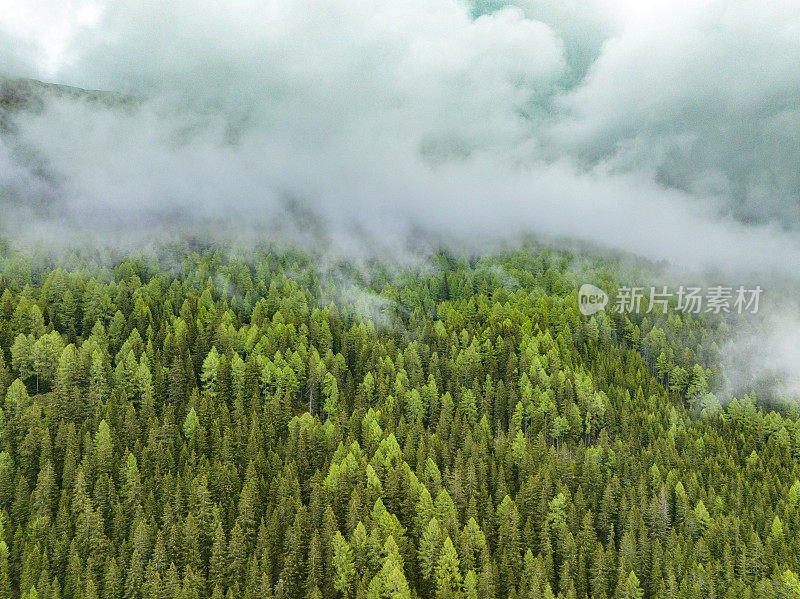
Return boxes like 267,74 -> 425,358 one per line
1,0 -> 797,260
2,0 -> 800,396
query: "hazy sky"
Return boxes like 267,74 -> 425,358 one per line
1,0 -> 800,396
0,0 -> 798,272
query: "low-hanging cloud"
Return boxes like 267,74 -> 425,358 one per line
1,0 -> 800,396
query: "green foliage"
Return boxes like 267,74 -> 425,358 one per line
0,246 -> 795,599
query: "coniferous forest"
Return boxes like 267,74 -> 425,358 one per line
3,0 -> 800,597
0,247 -> 797,599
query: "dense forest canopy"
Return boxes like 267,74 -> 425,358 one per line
3,1 -> 800,598
0,246 -> 797,599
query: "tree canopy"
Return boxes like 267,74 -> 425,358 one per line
0,246 -> 796,599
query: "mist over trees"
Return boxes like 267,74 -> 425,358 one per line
0,247 -> 797,599
1,1 -> 800,598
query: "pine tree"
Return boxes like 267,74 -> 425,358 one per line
332,531 -> 355,598
435,537 -> 462,599
210,523 -> 227,588
366,537 -> 410,599
94,420 -> 114,475
0,541 -> 11,599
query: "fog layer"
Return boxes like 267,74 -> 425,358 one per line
1,0 -> 799,394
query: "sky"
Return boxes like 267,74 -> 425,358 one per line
1,0 -> 799,393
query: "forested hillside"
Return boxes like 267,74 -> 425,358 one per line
0,247 -> 797,599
